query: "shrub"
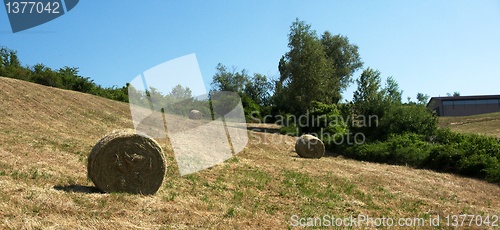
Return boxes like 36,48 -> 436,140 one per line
344,133 -> 431,166
379,104 -> 437,139
485,165 -> 500,183
301,101 -> 347,137
279,124 -> 299,136
433,128 -> 500,160
457,154 -> 499,179
424,145 -> 464,172
385,133 -> 431,167
423,129 -> 500,183
344,141 -> 390,163
241,95 -> 261,122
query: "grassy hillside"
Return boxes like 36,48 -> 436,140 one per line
439,112 -> 500,138
1,76 -> 499,229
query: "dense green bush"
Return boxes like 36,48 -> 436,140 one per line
342,129 -> 500,183
433,129 -> 500,160
386,133 -> 431,166
344,141 -> 390,162
300,101 -> 347,137
484,164 -> 500,183
344,133 -> 431,167
424,145 -> 464,172
380,104 -> 437,138
457,154 -> 499,179
241,94 -> 262,122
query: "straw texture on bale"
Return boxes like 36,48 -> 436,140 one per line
295,134 -> 325,159
189,110 -> 203,120
88,129 -> 166,195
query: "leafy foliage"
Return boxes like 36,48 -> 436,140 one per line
416,93 -> 430,105
128,84 -> 210,118
275,19 -> 362,115
321,31 -> 363,103
210,63 -> 273,121
301,101 -> 347,137
244,73 -> 273,107
345,133 -> 431,167
211,64 -> 248,93
344,130 -> 500,183
379,104 -> 437,138
352,68 -> 386,122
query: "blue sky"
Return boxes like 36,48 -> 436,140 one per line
1,1 -> 499,101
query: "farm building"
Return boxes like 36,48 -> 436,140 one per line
427,95 -> 500,116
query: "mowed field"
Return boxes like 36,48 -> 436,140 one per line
0,76 -> 499,229
439,112 -> 500,138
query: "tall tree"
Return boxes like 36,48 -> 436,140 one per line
352,68 -> 386,117
0,47 -> 20,68
0,47 -> 25,80
244,73 -> 273,106
169,84 -> 193,101
276,19 -> 332,115
384,76 -> 403,104
211,63 -> 248,93
321,32 -> 363,103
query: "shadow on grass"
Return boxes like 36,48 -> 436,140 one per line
290,149 -> 341,158
247,126 -> 281,134
324,150 -> 341,157
53,184 -> 104,194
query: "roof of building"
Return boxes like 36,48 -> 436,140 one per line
427,94 -> 500,107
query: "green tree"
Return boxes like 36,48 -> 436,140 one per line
416,93 -> 430,105
244,73 -> 273,106
352,69 -> 436,141
0,47 -> 20,68
58,66 -> 80,90
0,47 -> 28,80
352,68 -> 403,140
211,63 -> 248,93
380,104 -> 437,138
352,68 -> 385,118
276,19 -> 332,115
211,63 -> 274,121
72,75 -> 95,93
321,32 -> 363,103
31,63 -> 63,88
166,84 -> 193,114
169,84 -> 193,101
384,76 -> 403,104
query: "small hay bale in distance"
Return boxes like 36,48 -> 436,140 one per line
189,109 -> 203,120
295,134 -> 325,159
88,129 -> 166,195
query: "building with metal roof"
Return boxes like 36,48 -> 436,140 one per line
427,95 -> 500,116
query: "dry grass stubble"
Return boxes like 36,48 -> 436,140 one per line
0,77 -> 499,229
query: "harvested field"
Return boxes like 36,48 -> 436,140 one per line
0,77 -> 499,229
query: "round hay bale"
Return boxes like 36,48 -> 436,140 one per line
295,134 -> 325,159
189,110 -> 203,120
88,129 -> 166,195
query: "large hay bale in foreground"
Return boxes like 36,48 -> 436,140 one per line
295,134 -> 325,159
88,130 -> 166,195
189,110 -> 203,120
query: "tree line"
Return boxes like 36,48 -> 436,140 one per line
0,47 -> 129,102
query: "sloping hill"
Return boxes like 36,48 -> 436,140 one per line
0,76 -> 499,229
439,112 -> 500,138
